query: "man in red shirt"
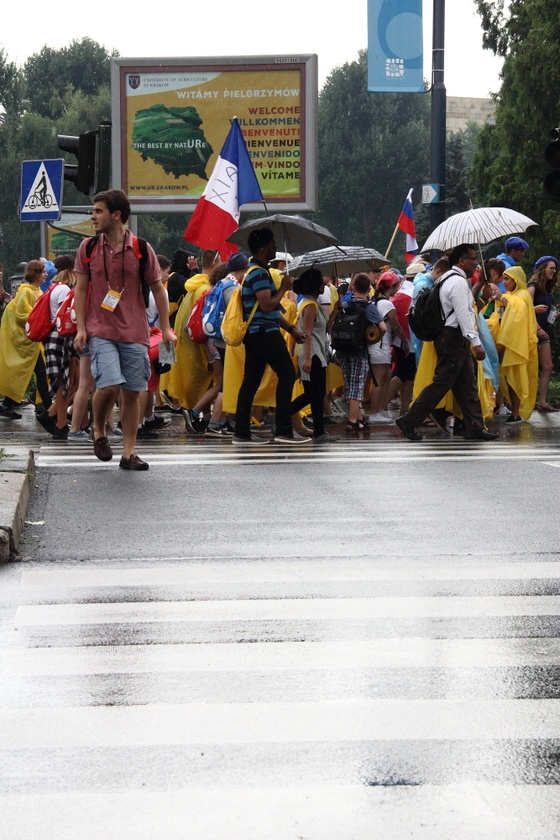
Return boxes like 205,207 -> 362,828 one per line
74,189 -> 176,471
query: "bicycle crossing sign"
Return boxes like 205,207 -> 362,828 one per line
20,159 -> 64,222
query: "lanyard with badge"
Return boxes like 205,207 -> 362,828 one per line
100,232 -> 127,312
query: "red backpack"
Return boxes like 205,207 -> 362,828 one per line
55,288 -> 77,336
25,286 -> 56,341
186,289 -> 211,343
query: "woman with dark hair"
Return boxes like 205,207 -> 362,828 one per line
527,256 -> 559,411
0,260 -> 52,419
289,268 -> 340,443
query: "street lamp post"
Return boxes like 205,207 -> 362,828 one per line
430,0 -> 446,232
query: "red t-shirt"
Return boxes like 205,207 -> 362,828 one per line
75,232 -> 160,345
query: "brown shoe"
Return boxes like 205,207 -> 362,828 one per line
119,454 -> 149,471
93,436 -> 113,462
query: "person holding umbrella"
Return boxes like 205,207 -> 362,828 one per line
233,228 -> 308,445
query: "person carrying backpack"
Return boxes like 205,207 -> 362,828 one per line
73,189 -> 176,471
332,273 -> 385,432
396,243 -> 498,442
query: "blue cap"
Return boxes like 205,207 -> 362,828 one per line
226,252 -> 249,271
505,236 -> 529,251
533,255 -> 558,271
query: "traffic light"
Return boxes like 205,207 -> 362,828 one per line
544,128 -> 560,201
57,131 -> 97,196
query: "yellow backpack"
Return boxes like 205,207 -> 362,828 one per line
221,265 -> 260,347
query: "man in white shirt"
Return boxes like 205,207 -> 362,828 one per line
396,243 -> 498,442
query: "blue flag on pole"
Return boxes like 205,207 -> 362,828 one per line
367,0 -> 424,93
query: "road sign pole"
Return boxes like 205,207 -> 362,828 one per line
430,0 -> 446,233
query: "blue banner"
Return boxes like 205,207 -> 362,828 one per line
367,0 -> 424,93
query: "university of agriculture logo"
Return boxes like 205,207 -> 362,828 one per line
128,75 -> 141,90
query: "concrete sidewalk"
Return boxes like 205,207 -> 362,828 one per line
0,447 -> 34,561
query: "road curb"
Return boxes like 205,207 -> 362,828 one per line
0,447 -> 35,561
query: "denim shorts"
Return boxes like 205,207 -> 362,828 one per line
89,336 -> 150,391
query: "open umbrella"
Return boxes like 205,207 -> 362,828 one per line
287,245 -> 390,278
226,214 -> 338,255
421,207 -> 538,252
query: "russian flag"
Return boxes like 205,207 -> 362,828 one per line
397,188 -> 419,263
184,118 -> 263,259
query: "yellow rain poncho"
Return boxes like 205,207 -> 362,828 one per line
0,283 -> 42,403
167,273 -> 212,408
496,265 -> 538,420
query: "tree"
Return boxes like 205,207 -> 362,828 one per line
472,0 -> 560,256
315,50 -> 431,262
23,38 -> 114,119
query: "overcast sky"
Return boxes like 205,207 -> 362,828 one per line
2,0 -> 503,99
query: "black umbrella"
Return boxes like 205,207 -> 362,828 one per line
226,214 -> 338,255
287,245 -> 390,278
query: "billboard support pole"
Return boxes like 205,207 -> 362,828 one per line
430,0 -> 446,233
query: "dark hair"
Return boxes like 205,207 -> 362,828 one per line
93,189 -> 131,223
482,258 -> 505,282
292,268 -> 323,297
157,254 -> 171,270
449,243 -> 476,267
209,262 -> 229,287
353,273 -> 371,294
201,249 -> 219,270
54,254 -> 75,271
247,228 -> 274,255
433,257 -> 449,274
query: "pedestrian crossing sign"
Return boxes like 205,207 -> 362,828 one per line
20,159 -> 64,222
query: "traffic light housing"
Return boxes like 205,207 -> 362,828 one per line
544,128 -> 560,201
57,131 -> 97,196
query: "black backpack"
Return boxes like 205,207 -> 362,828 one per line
408,271 -> 458,342
331,299 -> 368,356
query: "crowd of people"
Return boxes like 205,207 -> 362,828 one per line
0,192 -> 557,465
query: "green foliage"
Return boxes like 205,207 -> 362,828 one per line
23,38 -> 114,119
473,0 -> 560,370
315,51 -> 431,261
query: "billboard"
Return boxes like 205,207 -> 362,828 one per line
111,56 -> 318,214
367,0 -> 424,93
46,214 -> 95,261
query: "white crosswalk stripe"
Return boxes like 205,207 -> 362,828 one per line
34,438 -> 560,467
3,552 -> 560,837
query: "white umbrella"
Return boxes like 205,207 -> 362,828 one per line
287,245 -> 389,278
421,207 -> 538,252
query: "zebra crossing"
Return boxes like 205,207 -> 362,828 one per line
3,552 -> 560,838
34,436 -> 560,468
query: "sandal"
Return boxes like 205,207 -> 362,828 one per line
537,403 -> 559,412
346,419 -> 366,432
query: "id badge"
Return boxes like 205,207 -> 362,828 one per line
101,289 -> 122,312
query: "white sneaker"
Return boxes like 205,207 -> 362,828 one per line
496,404 -> 512,417
368,412 -> 393,425
381,410 -> 392,420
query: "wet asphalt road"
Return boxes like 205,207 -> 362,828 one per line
2,406 -> 560,837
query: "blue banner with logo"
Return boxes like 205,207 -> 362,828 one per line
367,0 -> 424,93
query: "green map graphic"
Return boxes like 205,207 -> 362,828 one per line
132,104 -> 213,180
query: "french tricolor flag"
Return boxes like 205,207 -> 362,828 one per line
183,118 -> 263,259
397,189 -> 419,263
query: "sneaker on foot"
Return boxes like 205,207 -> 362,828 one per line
273,434 -> 311,444
429,409 -> 452,436
144,415 -> 171,431
368,412 -> 393,425
314,432 -> 341,443
505,415 -> 523,424
67,429 -> 91,442
184,408 -> 203,434
495,404 -> 512,417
